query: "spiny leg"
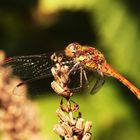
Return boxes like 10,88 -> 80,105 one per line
83,69 -> 88,84
70,67 -> 89,93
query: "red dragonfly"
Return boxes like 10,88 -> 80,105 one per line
64,43 -> 140,100
3,43 -> 140,99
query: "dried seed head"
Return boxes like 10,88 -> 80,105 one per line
51,81 -> 65,94
61,122 -> 73,137
51,53 -> 58,62
51,50 -> 93,139
68,111 -> 76,125
64,135 -> 73,140
76,118 -> 84,130
73,135 -> 78,140
53,124 -> 65,137
82,133 -> 91,140
56,109 -> 70,123
84,121 -> 92,134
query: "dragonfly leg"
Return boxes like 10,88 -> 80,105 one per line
80,68 -> 89,87
68,62 -> 80,75
83,69 -> 88,84
80,67 -> 83,88
70,67 -> 88,93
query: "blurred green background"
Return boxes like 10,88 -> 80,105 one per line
0,0 -> 140,140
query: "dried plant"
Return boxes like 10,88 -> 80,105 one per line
0,51 -> 43,140
51,53 -> 92,140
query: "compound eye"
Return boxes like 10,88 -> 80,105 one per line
69,45 -> 75,52
68,42 -> 80,52
65,42 -> 81,57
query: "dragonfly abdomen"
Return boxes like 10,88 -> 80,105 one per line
100,63 -> 140,99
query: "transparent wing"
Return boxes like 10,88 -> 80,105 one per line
3,52 -> 65,80
3,51 -> 75,97
3,53 -> 54,96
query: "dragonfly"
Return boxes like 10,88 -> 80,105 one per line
3,43 -> 140,99
64,43 -> 140,100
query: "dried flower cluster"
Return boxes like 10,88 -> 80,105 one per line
51,52 -> 73,99
51,53 -> 92,140
53,102 -> 92,140
0,51 -> 42,140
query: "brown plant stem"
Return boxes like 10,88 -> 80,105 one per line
51,53 -> 92,140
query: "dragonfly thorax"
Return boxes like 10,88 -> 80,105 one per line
65,43 -> 106,70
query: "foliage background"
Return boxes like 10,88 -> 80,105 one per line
0,0 -> 140,139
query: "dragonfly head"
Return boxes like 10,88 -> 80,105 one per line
65,42 -> 82,58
